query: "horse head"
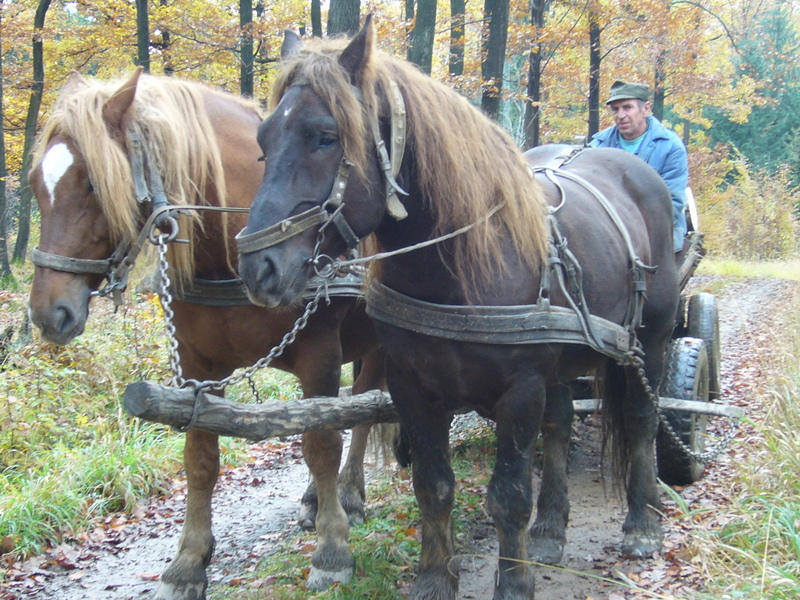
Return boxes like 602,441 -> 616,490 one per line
238,16 -> 394,308
28,69 -> 142,345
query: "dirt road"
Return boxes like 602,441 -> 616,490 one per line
4,275 -> 795,599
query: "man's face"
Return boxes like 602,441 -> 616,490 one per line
608,98 -> 650,140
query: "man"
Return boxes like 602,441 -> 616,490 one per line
590,80 -> 688,253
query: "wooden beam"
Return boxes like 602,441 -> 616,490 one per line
124,381 -> 743,442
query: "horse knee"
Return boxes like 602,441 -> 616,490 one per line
302,430 -> 343,476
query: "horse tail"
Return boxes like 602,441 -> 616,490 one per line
599,359 -> 630,498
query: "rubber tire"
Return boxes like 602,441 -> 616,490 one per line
687,292 -> 721,399
656,337 -> 710,486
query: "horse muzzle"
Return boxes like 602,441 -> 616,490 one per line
238,248 -> 309,309
28,281 -> 91,346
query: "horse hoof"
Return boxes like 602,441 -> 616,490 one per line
298,502 -> 316,530
306,564 -> 354,591
408,565 -> 459,600
151,581 -> 207,600
621,532 -> 662,558
342,500 -> 365,526
528,536 -> 564,565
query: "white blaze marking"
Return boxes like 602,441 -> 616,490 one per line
283,106 -> 292,118
41,143 -> 74,205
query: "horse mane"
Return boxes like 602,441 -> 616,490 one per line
33,74 -> 261,281
271,38 -> 549,294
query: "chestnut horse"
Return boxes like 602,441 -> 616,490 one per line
238,18 -> 679,600
27,69 -> 383,598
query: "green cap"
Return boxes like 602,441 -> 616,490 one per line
606,80 -> 650,104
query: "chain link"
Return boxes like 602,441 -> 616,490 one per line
155,233 -> 331,396
156,235 -> 184,386
629,352 -> 738,465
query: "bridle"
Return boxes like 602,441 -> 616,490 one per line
31,132 -> 183,307
235,79 -> 408,262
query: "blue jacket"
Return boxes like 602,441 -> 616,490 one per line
590,116 -> 688,251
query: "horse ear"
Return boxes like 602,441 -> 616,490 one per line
338,14 -> 375,86
281,29 -> 303,59
102,66 -> 144,138
59,71 -> 88,98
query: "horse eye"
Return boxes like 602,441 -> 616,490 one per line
318,133 -> 338,149
257,155 -> 266,162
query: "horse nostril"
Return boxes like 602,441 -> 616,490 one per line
260,254 -> 276,280
54,304 -> 76,336
239,252 -> 276,289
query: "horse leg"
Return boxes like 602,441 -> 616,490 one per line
294,339 -> 355,590
528,383 -> 574,565
390,376 -> 457,599
618,360 -> 663,558
488,375 -> 545,600
153,428 -> 219,600
302,427 -> 355,589
337,349 -> 387,525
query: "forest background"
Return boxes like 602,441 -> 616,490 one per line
1,0 -> 799,276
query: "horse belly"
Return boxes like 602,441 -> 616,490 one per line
378,324 -> 560,413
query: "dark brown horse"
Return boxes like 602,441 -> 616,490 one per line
238,18 -> 679,600
27,69 -> 384,599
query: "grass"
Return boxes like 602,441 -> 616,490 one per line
697,257 -> 800,280
0,261 -> 275,560
688,274 -> 800,599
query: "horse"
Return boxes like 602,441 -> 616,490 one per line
26,68 -> 386,599
237,17 -> 679,600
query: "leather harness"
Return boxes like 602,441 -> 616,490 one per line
31,130 -> 363,308
364,146 -> 655,365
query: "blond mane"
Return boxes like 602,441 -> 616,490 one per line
33,73 -> 261,281
272,38 -> 549,294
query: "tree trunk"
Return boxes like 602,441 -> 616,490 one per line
481,0 -> 510,120
135,0 -> 150,72
587,15 -> 601,138
12,0 -> 51,264
311,0 -> 322,37
405,0 -> 415,59
524,0 -> 546,149
240,0 -> 254,97
449,0 -> 465,76
652,51 -> 666,120
407,0 -> 437,74
0,14 -> 15,280
327,0 -> 360,36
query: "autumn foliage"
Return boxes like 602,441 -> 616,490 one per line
1,0 -> 798,259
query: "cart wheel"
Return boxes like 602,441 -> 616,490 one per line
687,292 -> 721,399
656,337 -> 710,486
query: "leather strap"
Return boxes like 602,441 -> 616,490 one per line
31,247 -> 112,275
365,281 -> 634,363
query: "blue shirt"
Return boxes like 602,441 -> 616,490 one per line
590,116 -> 688,252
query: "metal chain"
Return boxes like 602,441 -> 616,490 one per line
156,234 -> 184,386
629,352 -> 738,464
154,234 -> 332,396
